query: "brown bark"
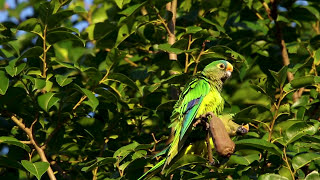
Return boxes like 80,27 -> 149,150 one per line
206,112 -> 235,157
265,0 -> 299,102
9,114 -> 56,180
166,0 -> 177,60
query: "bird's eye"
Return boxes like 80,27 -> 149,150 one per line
218,63 -> 225,69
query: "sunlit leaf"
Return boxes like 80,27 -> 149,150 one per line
38,92 -> 59,112
21,160 -> 49,180
0,71 -> 9,95
258,173 -> 288,180
292,153 -> 320,172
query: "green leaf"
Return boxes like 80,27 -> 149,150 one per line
74,6 -> 87,14
258,173 -> 289,180
0,71 -> 9,95
21,160 -> 49,180
305,171 -> 320,180
234,105 -> 272,123
227,154 -> 260,166
113,141 -> 140,160
5,58 -> 27,77
114,0 -> 131,9
55,75 -> 73,87
17,18 -> 42,36
269,66 -> 288,87
165,154 -> 207,175
314,49 -> 320,65
0,136 -> 31,152
198,16 -> 225,32
235,139 -> 282,156
0,156 -> 24,170
76,86 -> 99,111
283,120 -> 320,146
105,73 -> 139,91
290,76 -> 320,89
157,43 -> 184,54
302,6 -> 320,20
47,26 -> 80,35
38,92 -> 60,112
186,26 -> 202,34
81,157 -> 116,172
33,78 -> 46,91
48,10 -> 74,28
118,2 -> 146,16
19,46 -> 44,60
292,153 -> 320,172
47,31 -> 85,46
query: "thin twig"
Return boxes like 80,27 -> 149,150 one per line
92,138 -> 109,180
41,25 -> 48,78
283,147 -> 295,179
193,42 -> 206,75
268,87 -> 283,141
184,35 -> 192,73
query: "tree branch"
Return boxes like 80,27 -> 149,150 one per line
9,114 -> 56,180
166,0 -> 177,60
264,0 -> 299,102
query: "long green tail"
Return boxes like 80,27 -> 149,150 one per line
138,158 -> 166,180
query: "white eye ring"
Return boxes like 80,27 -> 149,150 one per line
219,64 -> 225,69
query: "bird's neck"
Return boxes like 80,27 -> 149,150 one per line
209,78 -> 223,92
199,73 -> 223,92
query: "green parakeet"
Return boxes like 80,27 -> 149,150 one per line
138,60 -> 234,180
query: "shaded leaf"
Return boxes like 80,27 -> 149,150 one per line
0,156 -> 24,170
0,136 -> 31,152
47,31 -> 85,46
55,75 -> 73,87
105,73 -> 139,91
81,157 -> 116,172
234,105 -> 272,122
290,76 -> 320,89
235,139 -> 282,156
165,154 -> 207,175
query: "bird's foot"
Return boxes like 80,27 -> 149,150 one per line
193,116 -> 210,130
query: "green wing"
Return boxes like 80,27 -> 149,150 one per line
164,76 -> 210,169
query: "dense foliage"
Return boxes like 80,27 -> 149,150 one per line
0,0 -> 320,179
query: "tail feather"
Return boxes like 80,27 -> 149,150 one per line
138,159 -> 166,180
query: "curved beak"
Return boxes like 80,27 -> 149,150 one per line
226,62 -> 233,72
225,62 -> 233,79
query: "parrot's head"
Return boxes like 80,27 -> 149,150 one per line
202,60 -> 233,83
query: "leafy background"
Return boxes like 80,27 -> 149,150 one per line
0,0 -> 320,179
